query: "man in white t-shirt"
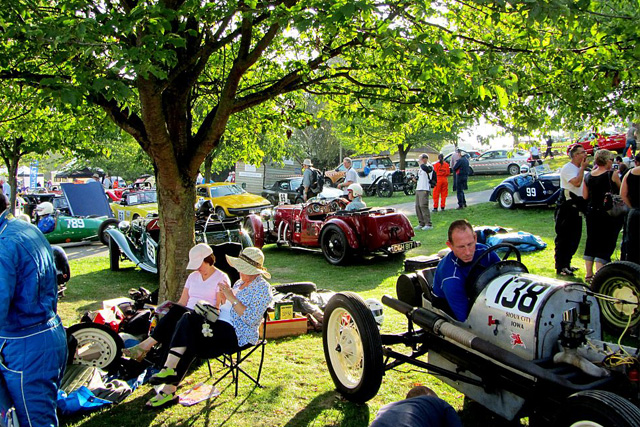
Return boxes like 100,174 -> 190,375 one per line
554,145 -> 588,276
338,157 -> 358,192
415,153 -> 434,230
530,145 -> 542,166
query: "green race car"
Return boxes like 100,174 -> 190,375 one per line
27,183 -> 118,245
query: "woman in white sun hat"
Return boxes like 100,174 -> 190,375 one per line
123,243 -> 230,362
146,247 -> 273,408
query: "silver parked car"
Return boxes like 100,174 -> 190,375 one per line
469,149 -> 530,175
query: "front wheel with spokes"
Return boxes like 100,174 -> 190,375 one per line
322,292 -> 384,404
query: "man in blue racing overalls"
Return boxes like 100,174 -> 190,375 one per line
0,195 -> 67,427
433,219 -> 500,322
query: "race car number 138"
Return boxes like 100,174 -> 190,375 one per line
485,276 -> 552,315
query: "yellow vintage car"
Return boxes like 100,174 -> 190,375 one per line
110,190 -> 158,222
196,183 -> 271,220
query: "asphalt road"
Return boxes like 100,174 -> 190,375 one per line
390,189 -> 493,216
59,241 -> 108,260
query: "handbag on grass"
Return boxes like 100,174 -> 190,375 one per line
602,171 -> 629,218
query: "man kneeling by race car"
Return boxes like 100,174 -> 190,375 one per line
345,183 -> 367,211
35,202 -> 56,234
432,219 -> 500,322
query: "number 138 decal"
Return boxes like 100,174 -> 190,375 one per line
486,276 -> 552,314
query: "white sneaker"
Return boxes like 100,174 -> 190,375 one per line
422,225 -> 433,230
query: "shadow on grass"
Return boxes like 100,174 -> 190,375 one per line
281,391 -> 370,427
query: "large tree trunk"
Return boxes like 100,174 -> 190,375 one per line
397,143 -> 412,170
155,168 -> 196,302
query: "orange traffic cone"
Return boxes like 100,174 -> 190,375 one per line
628,146 -> 633,159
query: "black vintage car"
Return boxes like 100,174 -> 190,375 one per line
261,177 -> 304,206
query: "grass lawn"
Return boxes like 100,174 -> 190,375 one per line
60,200 -> 603,427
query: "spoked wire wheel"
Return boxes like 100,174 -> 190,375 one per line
323,292 -> 383,403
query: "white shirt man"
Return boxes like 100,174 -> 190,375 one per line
415,153 -> 434,230
338,157 -> 358,191
554,145 -> 588,276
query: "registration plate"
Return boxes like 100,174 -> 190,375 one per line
389,241 -> 420,253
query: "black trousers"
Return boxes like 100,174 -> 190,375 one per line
151,304 -> 189,346
554,200 -> 583,271
168,312 -> 240,382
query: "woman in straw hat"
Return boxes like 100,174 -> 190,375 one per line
123,243 -> 230,362
146,247 -> 273,408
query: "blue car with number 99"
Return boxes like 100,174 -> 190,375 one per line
489,164 -> 561,209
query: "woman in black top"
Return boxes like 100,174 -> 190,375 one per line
582,150 -> 623,283
620,154 -> 640,263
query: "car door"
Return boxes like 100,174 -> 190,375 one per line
473,151 -> 495,173
490,150 -> 509,174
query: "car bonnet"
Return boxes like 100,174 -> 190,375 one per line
61,182 -> 114,218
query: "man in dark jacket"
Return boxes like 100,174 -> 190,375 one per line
0,195 -> 68,427
453,150 -> 470,209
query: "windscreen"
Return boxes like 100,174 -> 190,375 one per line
210,184 -> 245,198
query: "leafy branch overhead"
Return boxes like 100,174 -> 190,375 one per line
1,0 -> 638,301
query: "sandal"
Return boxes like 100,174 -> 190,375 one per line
557,267 -> 575,277
145,391 -> 178,409
122,345 -> 149,362
149,368 -> 180,385
584,275 -> 594,285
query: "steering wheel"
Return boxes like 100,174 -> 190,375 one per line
464,243 -> 525,303
329,198 -> 347,212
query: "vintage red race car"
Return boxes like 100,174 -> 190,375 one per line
244,198 -> 420,265
566,132 -> 627,155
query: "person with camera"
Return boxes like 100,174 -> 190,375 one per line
554,145 -> 588,277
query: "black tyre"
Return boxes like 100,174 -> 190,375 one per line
377,178 -> 393,198
216,207 -> 227,221
364,184 -> 377,197
323,292 -> 384,404
591,261 -> 640,335
497,189 -> 515,209
66,323 -> 124,372
109,237 -> 120,271
98,218 -> 119,246
508,164 -> 520,175
324,177 -> 333,188
554,390 -> 640,427
294,196 -> 304,204
274,282 -> 317,296
403,180 -> 415,195
321,225 -> 351,265
363,184 -> 377,197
